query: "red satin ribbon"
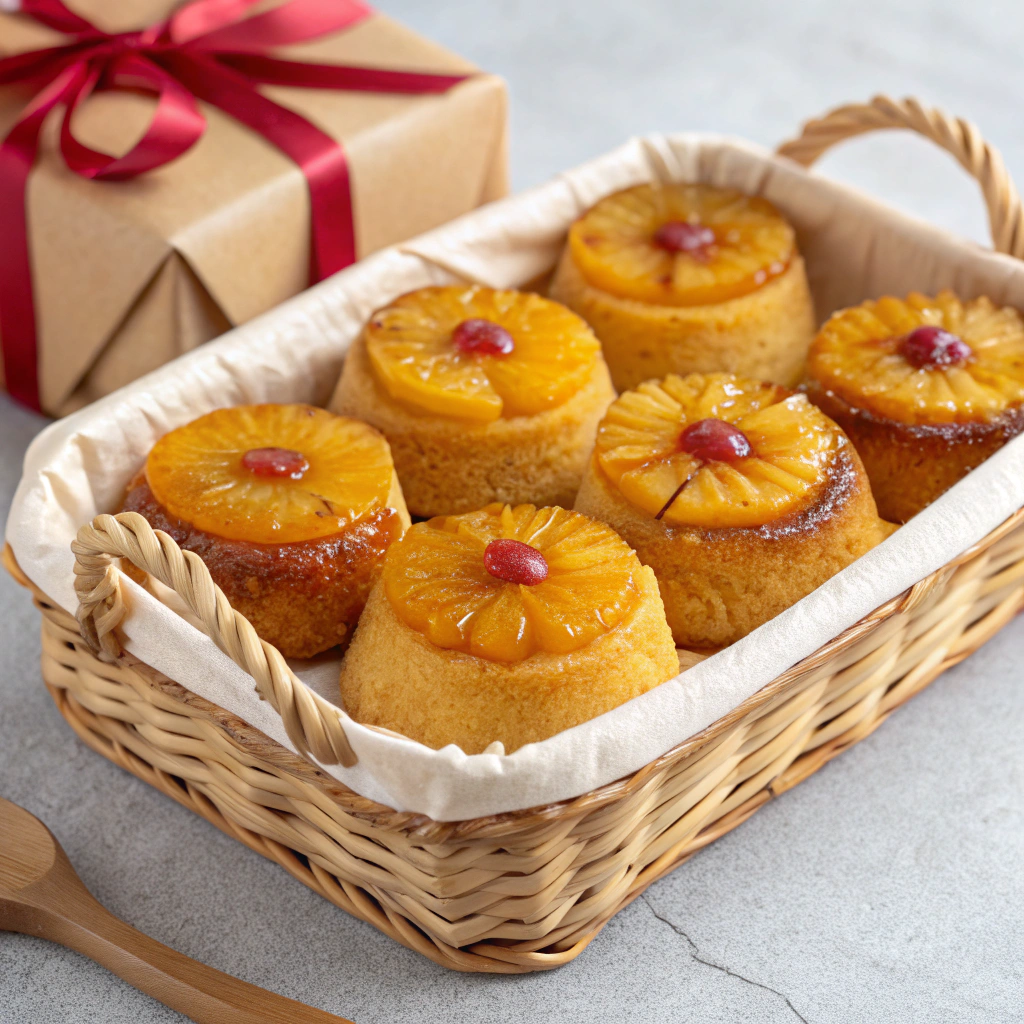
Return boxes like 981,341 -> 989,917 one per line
0,0 -> 469,412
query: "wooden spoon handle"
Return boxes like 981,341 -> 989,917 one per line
9,889 -> 352,1024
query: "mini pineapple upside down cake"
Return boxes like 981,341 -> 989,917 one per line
549,182 -> 816,392
330,286 -> 615,518
121,404 -> 410,659
338,504 -> 679,754
806,290 -> 1024,523
574,373 -> 894,649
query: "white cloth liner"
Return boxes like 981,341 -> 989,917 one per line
7,133 -> 1024,821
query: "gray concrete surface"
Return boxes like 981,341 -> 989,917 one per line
2,1 -> 1023,1021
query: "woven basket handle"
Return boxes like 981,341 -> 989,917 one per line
72,512 -> 358,768
776,95 -> 1024,259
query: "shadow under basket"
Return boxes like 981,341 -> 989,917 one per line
6,505 -> 1024,973
7,96 -> 1024,973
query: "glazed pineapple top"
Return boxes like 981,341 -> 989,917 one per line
568,182 -> 796,307
365,286 -> 603,423
594,373 -> 841,529
808,291 -> 1024,425
146,404 -> 398,544
383,504 -> 643,663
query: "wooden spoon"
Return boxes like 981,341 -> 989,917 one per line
0,796 -> 353,1023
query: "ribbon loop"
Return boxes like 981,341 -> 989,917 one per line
58,54 -> 207,180
0,0 -> 469,412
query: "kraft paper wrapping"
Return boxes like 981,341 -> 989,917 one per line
0,0 -> 509,416
8,134 -> 1024,821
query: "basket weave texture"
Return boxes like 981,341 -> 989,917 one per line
7,510 -> 1024,972
7,96 -> 1024,973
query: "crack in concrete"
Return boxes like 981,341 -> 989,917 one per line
640,894 -> 810,1024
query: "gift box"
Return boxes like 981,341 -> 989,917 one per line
0,0 -> 508,416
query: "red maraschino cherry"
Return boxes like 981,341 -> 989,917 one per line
898,325 -> 973,369
679,418 -> 752,462
484,539 -> 549,586
452,318 -> 515,357
241,447 -> 309,479
653,220 -> 716,255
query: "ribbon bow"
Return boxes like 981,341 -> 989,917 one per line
0,0 -> 468,411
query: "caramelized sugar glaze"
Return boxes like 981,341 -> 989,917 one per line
550,182 -> 816,391
120,404 -> 408,659
382,504 -> 642,664
123,476 -> 402,658
333,286 -> 615,516
576,373 -> 891,648
807,291 -> 1024,522
566,183 -> 795,307
808,390 -> 1024,525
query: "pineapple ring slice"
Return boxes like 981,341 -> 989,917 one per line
809,290 -> 1024,425
365,286 -> 602,423
568,182 -> 795,307
595,373 -> 840,529
384,504 -> 642,663
146,405 -> 397,545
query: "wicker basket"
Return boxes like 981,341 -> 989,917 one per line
7,97 -> 1024,974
